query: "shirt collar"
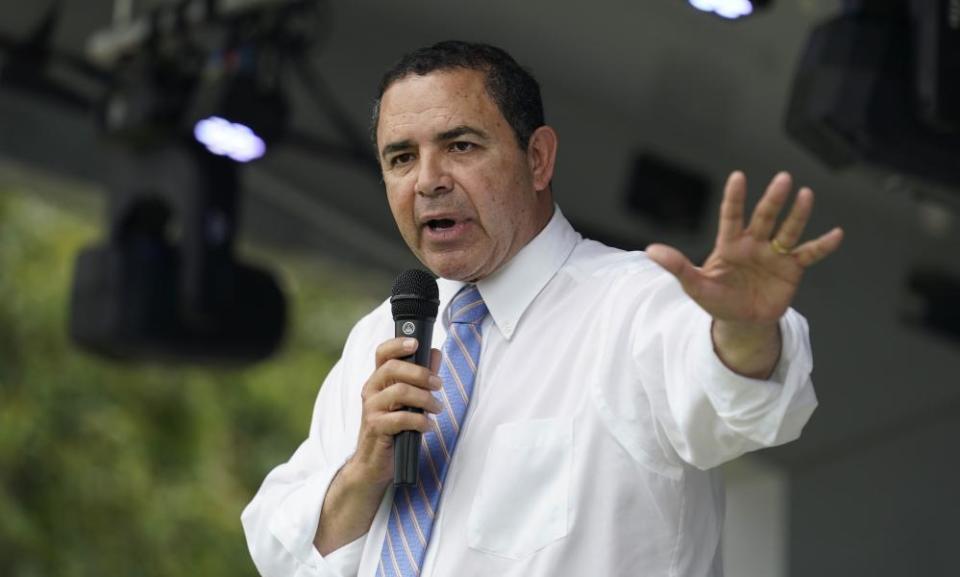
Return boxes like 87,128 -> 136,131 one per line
436,206 -> 580,340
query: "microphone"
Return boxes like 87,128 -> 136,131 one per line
390,269 -> 439,486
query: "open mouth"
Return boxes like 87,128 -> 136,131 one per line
426,218 -> 457,231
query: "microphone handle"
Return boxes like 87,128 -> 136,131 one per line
393,317 -> 434,486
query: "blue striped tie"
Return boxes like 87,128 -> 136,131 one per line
379,285 -> 488,577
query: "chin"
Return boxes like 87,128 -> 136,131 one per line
430,267 -> 475,282
419,244 -> 501,282
423,258 -> 480,282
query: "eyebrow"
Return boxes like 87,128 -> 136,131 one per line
437,125 -> 489,142
380,140 -> 413,160
380,125 -> 490,160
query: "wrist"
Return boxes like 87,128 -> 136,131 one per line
315,458 -> 390,556
711,319 -> 782,379
338,456 -> 391,498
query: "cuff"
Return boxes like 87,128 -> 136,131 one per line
267,460 -> 365,577
691,307 -> 817,447
316,533 -> 367,577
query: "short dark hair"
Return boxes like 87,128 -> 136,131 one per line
371,40 -> 545,150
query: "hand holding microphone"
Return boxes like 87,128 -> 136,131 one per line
315,271 -> 440,554
349,270 -> 441,491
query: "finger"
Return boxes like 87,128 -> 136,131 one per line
380,359 -> 442,390
375,337 -> 418,368
369,411 -> 435,435
748,171 -> 792,241
645,243 -> 703,299
429,348 -> 441,374
716,171 -> 746,244
793,227 -> 844,267
362,358 -> 441,399
773,186 -> 813,249
373,382 -> 443,414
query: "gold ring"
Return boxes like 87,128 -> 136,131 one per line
770,238 -> 793,255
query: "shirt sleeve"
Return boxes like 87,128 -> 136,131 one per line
630,273 -> 818,471
241,309 -> 383,577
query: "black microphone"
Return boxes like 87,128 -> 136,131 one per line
390,269 -> 439,486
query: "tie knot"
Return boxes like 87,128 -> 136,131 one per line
449,285 -> 488,325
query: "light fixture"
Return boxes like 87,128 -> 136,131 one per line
0,0 -> 377,364
784,2 -> 960,188
194,115 -> 266,162
687,0 -> 770,20
69,146 -> 287,364
184,45 -> 290,162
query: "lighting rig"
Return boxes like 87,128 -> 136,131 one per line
785,0 -> 960,188
0,0 -> 375,364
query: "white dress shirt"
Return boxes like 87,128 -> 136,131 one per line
242,207 -> 817,577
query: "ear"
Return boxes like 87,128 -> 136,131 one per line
526,125 -> 558,192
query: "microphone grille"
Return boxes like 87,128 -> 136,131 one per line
390,269 -> 440,319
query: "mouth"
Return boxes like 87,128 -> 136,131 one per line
424,218 -> 457,231
420,216 -> 471,242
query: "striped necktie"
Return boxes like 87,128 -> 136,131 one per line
379,284 -> 488,577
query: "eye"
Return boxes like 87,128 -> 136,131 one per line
449,141 -> 475,153
389,152 -> 415,167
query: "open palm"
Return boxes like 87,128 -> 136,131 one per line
646,171 -> 844,327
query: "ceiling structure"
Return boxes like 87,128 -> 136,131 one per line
1,0 -> 958,475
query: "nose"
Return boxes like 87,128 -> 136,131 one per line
415,150 -> 453,198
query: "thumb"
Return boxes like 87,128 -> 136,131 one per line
645,243 -> 699,288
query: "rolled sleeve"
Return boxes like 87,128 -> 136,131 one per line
242,446 -> 365,577
267,462 -> 347,572
627,272 -> 818,471
242,308 -> 386,577
692,308 -> 817,449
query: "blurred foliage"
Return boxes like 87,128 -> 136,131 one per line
0,190 -> 378,576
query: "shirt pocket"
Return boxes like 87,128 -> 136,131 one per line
467,417 -> 572,560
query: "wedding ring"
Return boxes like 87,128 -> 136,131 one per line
770,238 -> 793,255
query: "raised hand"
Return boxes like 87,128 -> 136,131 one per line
645,171 -> 843,376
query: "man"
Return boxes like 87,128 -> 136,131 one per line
242,41 -> 843,577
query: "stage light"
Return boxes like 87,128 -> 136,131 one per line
785,2 -> 960,188
184,47 -> 289,163
69,146 -> 287,364
46,0 -> 350,365
194,116 -> 266,162
687,0 -> 770,20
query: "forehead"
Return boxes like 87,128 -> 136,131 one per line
376,69 -> 507,144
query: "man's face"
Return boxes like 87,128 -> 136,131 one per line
376,68 -> 553,282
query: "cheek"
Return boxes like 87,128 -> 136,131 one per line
491,170 -> 535,222
385,182 -> 413,221
385,194 -> 421,249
